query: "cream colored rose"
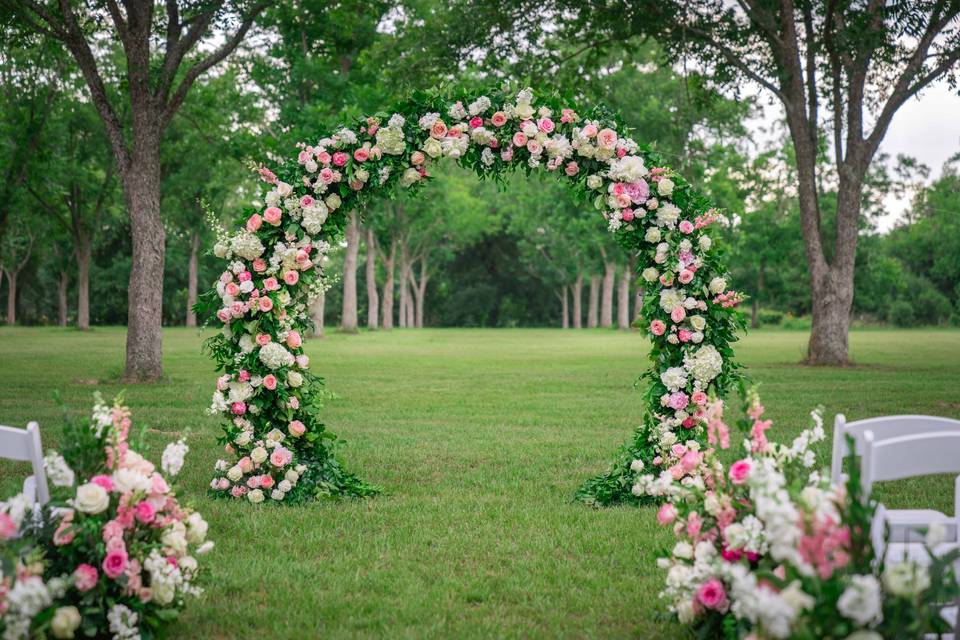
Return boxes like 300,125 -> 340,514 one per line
248,488 -> 265,504
284,469 -> 300,484
689,315 -> 707,331
234,431 -> 251,447
709,277 -> 727,294
657,178 -> 674,196
642,267 -> 659,282
51,606 -> 81,639
698,236 -> 712,251
186,512 -> 208,544
644,227 -> 661,243
251,446 -> 268,464
153,580 -> 176,605
325,193 -> 341,210
226,465 -> 242,482
74,482 -> 109,514
287,371 -> 303,388
422,138 -> 442,158
586,174 -> 603,189
515,102 -> 534,120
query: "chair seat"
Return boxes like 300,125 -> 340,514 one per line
886,509 -> 958,543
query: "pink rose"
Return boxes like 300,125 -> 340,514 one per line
263,207 -> 282,226
246,476 -> 260,489
134,501 -> 155,524
581,123 -> 598,138
678,329 -> 692,343
469,116 -> 483,128
317,151 -> 331,165
691,391 -> 708,406
671,306 -> 687,323
225,282 -> 240,297
353,148 -> 369,163
91,474 -> 114,492
286,331 -> 302,348
656,503 -> 677,526
239,369 -> 250,381
246,214 -> 263,232
430,121 -> 448,139
53,515 -> 75,546
621,209 -> 634,222
256,333 -> 272,346
296,355 -> 310,368
564,161 -> 579,176
289,420 -> 306,437
238,457 -> 254,473
288,397 -> 300,409
512,132 -> 527,147
411,151 -> 425,165
216,309 -> 231,323
526,139 -> 542,155
537,117 -> 554,133
263,374 -> 278,390
332,151 -> 348,167
149,473 -> 169,495
102,549 -> 129,580
283,270 -> 300,286
258,297 -> 274,313
696,579 -> 727,611
264,277 -> 280,291
260,474 -> 275,489
319,167 -> 335,184
270,450 -> 289,468
231,401 -> 246,415
101,520 -> 124,542
73,564 -> 99,592
596,128 -> 618,149
679,220 -> 694,234
729,459 -> 751,485
678,270 -> 694,284
668,392 -> 689,411
650,320 -> 666,336
491,112 -> 507,127
300,196 -> 314,209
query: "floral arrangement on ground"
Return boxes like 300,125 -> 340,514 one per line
196,83 -> 746,505
0,394 -> 212,640
650,390 -> 959,639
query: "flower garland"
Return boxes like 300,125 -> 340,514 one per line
197,85 -> 745,504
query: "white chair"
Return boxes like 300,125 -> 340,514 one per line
834,414 -> 960,543
861,429 -> 960,547
0,422 -> 49,507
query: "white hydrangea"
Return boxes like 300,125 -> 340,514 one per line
258,342 -> 295,370
387,113 -> 405,128
107,603 -> 141,640
684,345 -> 723,385
302,204 -> 329,234
468,96 -> 491,115
230,232 -> 265,260
480,147 -> 495,167
418,112 -> 439,129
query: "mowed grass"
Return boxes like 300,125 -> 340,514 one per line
1,326 -> 959,639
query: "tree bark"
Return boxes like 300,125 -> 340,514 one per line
559,287 -> 569,328
365,227 -> 379,330
380,237 -> 396,329
398,237 -> 410,328
409,257 -> 429,328
185,232 -> 199,327
4,271 -> 16,325
587,275 -> 599,328
617,265 -> 631,330
75,232 -> 92,331
309,291 -> 325,337
571,273 -> 583,329
340,211 -> 359,332
58,269 -> 69,327
600,260 -> 615,328
122,143 -> 166,381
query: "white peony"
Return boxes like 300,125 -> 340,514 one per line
656,202 -> 681,227
112,468 -> 151,494
659,288 -> 685,313
74,482 -> 109,514
660,367 -> 688,392
672,542 -> 693,559
608,155 -> 648,183
837,575 -> 883,626
699,236 -> 712,251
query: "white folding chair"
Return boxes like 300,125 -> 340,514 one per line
835,414 -> 960,543
0,422 -> 49,507
861,429 -> 960,548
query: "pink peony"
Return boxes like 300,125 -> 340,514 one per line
283,270 -> 299,286
246,476 -> 260,489
656,503 -> 677,526
678,329 -> 693,343
621,209 -> 634,222
73,564 -> 99,592
238,369 -> 251,382
246,214 -> 263,232
101,520 -> 124,542
263,207 -> 282,226
469,116 -> 483,128
668,392 -> 689,411
696,579 -> 728,611
679,220 -> 694,234
263,374 -> 278,390
729,459 -> 751,485
596,128 -> 618,149
289,420 -> 306,437
102,549 -> 129,580
650,320 -> 667,336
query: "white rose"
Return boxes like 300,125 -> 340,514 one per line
837,575 -> 883,626
152,581 -> 176,605
704,493 -> 720,515
74,482 -> 109,514
251,447 -> 268,464
689,315 -> 706,331
186,512 -> 208,544
629,459 -> 644,472
226,466 -> 242,482
882,562 -> 930,597
284,470 -> 300,484
658,178 -> 674,196
515,102 -> 534,120
51,606 -> 81,639
276,181 -> 293,197
234,431 -> 251,447
586,175 -> 603,190
248,489 -> 265,504
672,541 -> 693,559
699,236 -> 712,251
213,242 -> 228,258
271,489 -> 286,501
112,468 -> 151,494
641,267 -> 659,283
709,277 -> 727,294
287,371 -> 303,388
644,227 -> 661,243
278,479 -> 292,492
423,138 -> 442,158
325,193 -> 341,211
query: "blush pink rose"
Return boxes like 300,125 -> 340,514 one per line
288,397 -> 300,410
317,151 -> 331,165
270,450 -> 290,467
246,476 -> 260,489
671,306 -> 687,323
353,148 -> 369,163
430,121 -> 448,139
538,118 -> 554,133
650,320 -> 666,336
296,355 -> 310,368
263,374 -> 278,390
238,369 -> 250,382
581,123 -> 598,138
74,564 -> 99,592
729,459 -> 751,485
678,270 -> 694,284
678,329 -> 693,343
238,457 -> 253,473
564,161 -> 579,176
286,331 -> 302,348
691,391 -> 708,406
411,151 -> 425,165
621,209 -> 634,222
258,297 -> 274,312
102,549 -> 129,580
656,503 -> 677,526
332,151 -> 348,167
283,270 -> 299,285
511,131 -> 527,147
263,207 -> 282,226
491,112 -> 507,127
259,474 -> 275,489
289,420 -> 306,437
596,128 -> 618,149
225,282 -> 240,297
256,333 -> 272,346
246,214 -> 263,232
263,277 -> 280,291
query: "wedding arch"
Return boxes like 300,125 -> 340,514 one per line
197,85 -> 746,505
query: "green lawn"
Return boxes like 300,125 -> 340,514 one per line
1,327 -> 959,639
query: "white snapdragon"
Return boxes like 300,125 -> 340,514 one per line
161,439 -> 189,477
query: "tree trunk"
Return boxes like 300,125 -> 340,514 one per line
365,227 -> 379,330
633,289 -> 644,322
571,273 -> 583,329
340,211 -> 360,332
185,232 -> 199,327
381,237 -> 396,329
617,265 -> 631,330
587,276 -> 599,328
4,271 -> 16,325
309,291 -> 325,337
121,145 -> 165,382
600,261 -> 615,328
58,270 -> 69,327
398,238 -> 410,328
751,258 -> 765,329
75,233 -> 92,331
560,287 -> 569,328
409,258 -> 429,328
405,282 -> 415,327
807,266 -> 854,365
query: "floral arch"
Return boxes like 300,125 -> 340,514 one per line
198,86 -> 746,505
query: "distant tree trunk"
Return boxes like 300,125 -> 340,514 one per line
4,271 -> 16,325
409,256 -> 429,328
571,273 -> 583,329
398,237 -> 411,328
617,264 -> 631,330
75,233 -> 92,331
185,232 -> 199,327
340,211 -> 359,332
58,270 -> 69,327
600,260 -> 616,328
587,276 -> 599,328
380,237 -> 396,329
751,258 -> 765,329
559,286 -> 569,328
405,283 -> 415,327
309,291 -> 325,337
365,227 -> 379,330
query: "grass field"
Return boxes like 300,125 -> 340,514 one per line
1,326 -> 959,639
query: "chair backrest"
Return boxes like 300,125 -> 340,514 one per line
861,430 -> 960,497
0,422 -> 49,505
832,414 -> 960,484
